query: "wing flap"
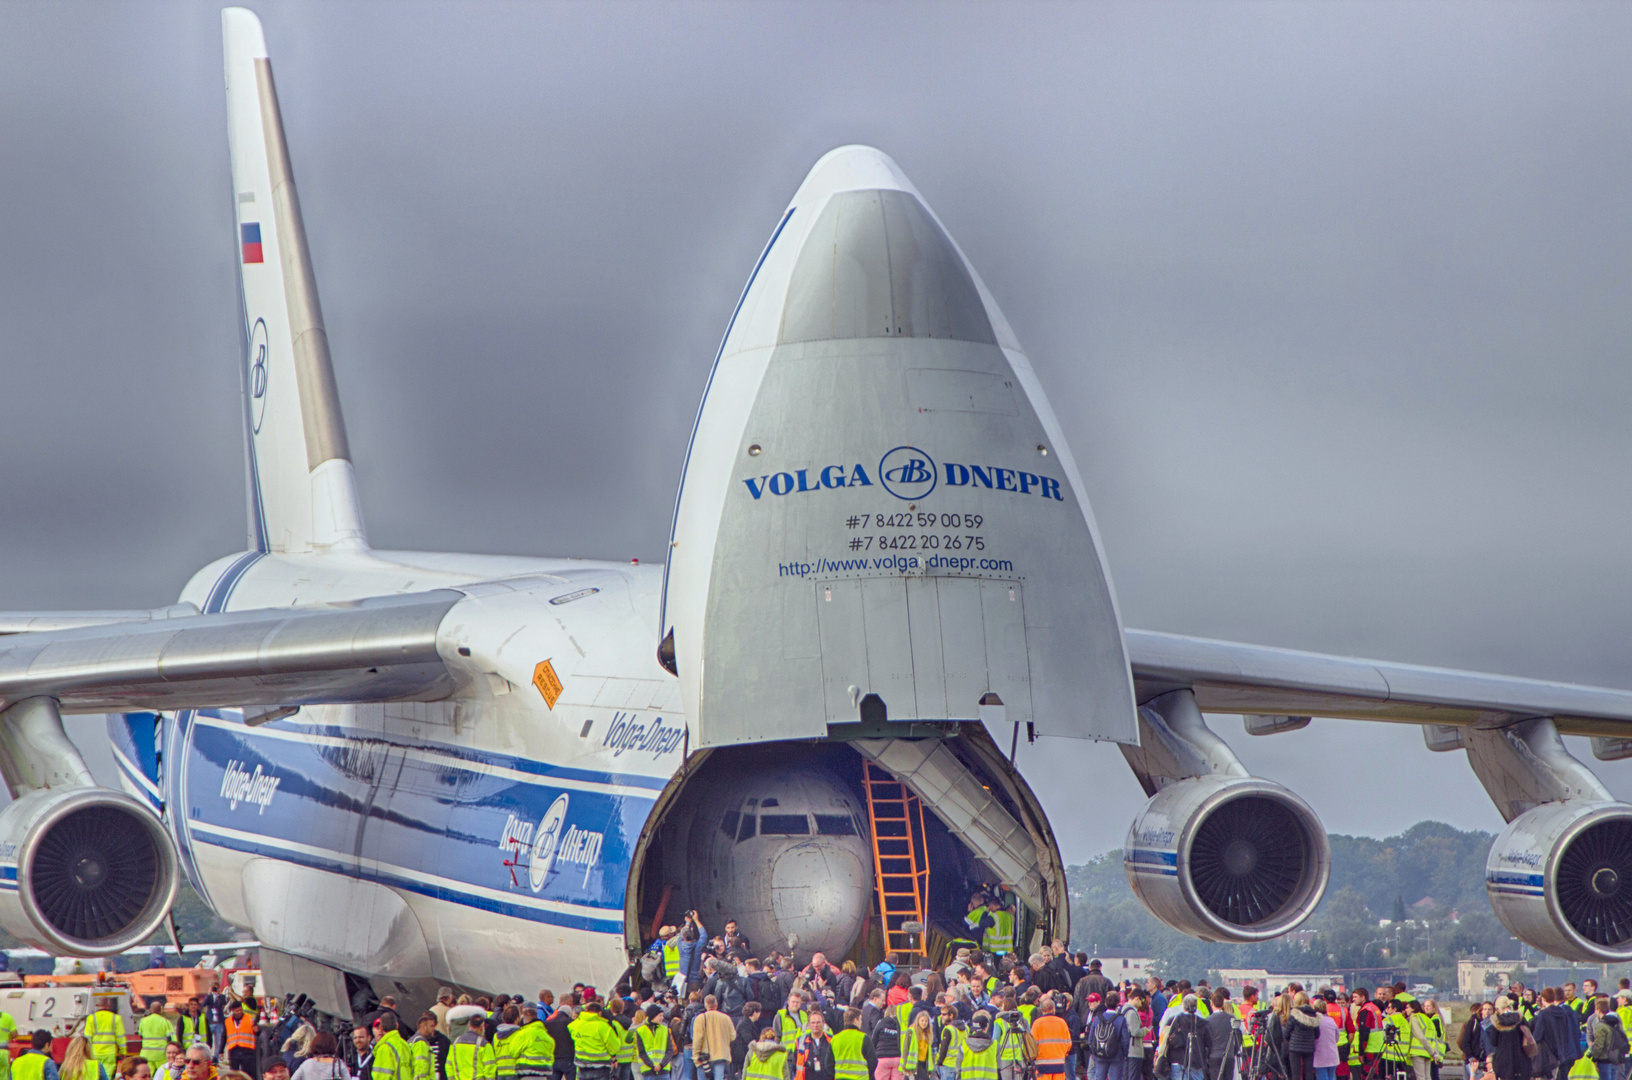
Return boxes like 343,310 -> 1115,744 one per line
1125,628 -> 1632,736
0,591 -> 461,714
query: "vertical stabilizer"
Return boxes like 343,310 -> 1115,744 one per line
223,8 -> 367,553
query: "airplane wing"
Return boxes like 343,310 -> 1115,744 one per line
1125,628 -> 1632,737
0,590 -> 461,714
0,605 -> 202,635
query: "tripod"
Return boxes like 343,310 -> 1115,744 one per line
1358,1026 -> 1412,1080
1243,1011 -> 1290,1080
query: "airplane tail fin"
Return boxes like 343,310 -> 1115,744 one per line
223,7 -> 367,553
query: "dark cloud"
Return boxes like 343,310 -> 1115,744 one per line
1,2 -> 1629,860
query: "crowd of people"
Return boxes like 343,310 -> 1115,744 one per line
155,913 -> 1471,1080
1459,979 -> 1632,1080
24,915 -> 1632,1080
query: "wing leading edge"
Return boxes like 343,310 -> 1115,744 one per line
0,590 -> 461,714
1126,628 -> 1632,737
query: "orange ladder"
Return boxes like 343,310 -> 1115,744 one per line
862,761 -> 930,964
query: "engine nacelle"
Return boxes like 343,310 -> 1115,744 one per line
1124,776 -> 1330,942
0,786 -> 179,955
1487,800 -> 1632,962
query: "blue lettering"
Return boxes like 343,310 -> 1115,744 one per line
995,468 -> 1017,492
1019,471 -> 1038,494
743,476 -> 768,499
945,463 -> 970,486
820,465 -> 848,488
796,468 -> 818,492
769,472 -> 795,495
970,466 -> 994,489
1040,476 -> 1063,501
848,465 -> 873,487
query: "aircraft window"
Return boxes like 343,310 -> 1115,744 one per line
759,814 -> 810,835
760,798 -> 779,807
814,815 -> 856,836
737,815 -> 757,842
720,811 -> 740,840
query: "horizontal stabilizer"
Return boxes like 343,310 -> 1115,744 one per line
0,591 -> 461,714
1126,628 -> 1632,736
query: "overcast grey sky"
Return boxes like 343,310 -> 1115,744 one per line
1,2 -> 1630,862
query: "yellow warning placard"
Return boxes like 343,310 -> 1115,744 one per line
532,659 -> 563,710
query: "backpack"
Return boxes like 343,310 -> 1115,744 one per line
750,974 -> 783,1016
1610,1024 -> 1630,1064
639,952 -> 662,983
1088,1015 -> 1119,1060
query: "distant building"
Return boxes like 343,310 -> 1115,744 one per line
1091,949 -> 1156,982
1217,967 -> 1408,997
1457,959 -> 1516,998
1215,969 -> 1272,996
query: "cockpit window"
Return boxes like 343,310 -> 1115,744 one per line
759,814 -> 810,835
720,811 -> 740,840
814,815 -> 856,836
736,815 -> 757,842
760,798 -> 779,807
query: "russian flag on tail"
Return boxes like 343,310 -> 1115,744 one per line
241,222 -> 263,263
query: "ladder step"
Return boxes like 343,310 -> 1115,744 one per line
864,760 -> 928,965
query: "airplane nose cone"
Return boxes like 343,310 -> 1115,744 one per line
788,145 -> 918,206
769,840 -> 869,956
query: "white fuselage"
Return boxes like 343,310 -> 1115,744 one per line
136,548 -> 681,989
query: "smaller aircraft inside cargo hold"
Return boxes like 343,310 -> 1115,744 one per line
0,7 -> 1630,1021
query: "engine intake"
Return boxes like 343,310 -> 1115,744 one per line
1487,800 -> 1632,962
1125,776 -> 1330,942
0,786 -> 179,955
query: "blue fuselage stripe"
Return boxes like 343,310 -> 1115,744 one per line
206,715 -> 670,791
173,713 -> 664,935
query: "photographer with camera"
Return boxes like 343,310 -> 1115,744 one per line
676,914 -> 709,998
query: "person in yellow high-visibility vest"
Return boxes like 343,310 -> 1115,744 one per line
0,1001 -> 18,1080
448,1015 -> 497,1080
952,1014 -> 1000,1080
408,1013 -> 443,1080
514,1006 -> 555,1080
632,1007 -> 671,1079
568,1003 -> 624,1080
742,1030 -> 787,1080
969,899 -> 1015,958
138,1004 -> 176,1070
85,1000 -> 127,1073
830,1010 -> 872,1080
372,1012 -> 413,1080
1380,1001 -> 1412,1080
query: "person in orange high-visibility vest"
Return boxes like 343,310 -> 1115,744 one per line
223,1004 -> 256,1079
788,1014 -> 836,1080
1030,998 -> 1071,1078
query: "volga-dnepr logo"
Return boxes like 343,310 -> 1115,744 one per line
742,446 -> 1065,503
879,446 -> 936,500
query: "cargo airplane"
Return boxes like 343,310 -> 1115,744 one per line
0,9 -> 1629,1014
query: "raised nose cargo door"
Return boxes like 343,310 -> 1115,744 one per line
663,147 -> 1137,750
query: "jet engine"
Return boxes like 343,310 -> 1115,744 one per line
0,785 -> 179,955
1486,799 -> 1632,962
1124,775 -> 1330,942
